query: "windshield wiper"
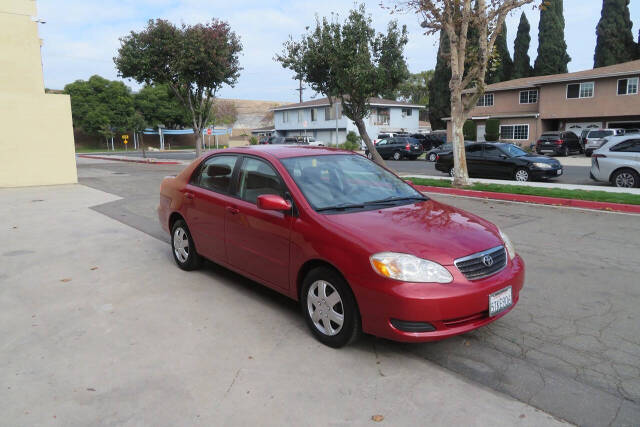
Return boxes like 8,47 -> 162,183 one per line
366,196 -> 428,205
316,203 -> 366,212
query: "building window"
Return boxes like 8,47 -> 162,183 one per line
282,111 -> 289,123
617,77 -> 638,95
297,110 -> 304,122
323,105 -> 342,120
477,93 -> 494,107
500,124 -> 529,140
373,108 -> 390,125
401,108 -> 412,117
311,109 -> 317,121
519,90 -> 538,104
567,82 -> 594,99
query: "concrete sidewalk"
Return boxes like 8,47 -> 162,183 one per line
0,184 -> 566,426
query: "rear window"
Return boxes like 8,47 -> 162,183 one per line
588,130 -> 614,138
539,133 -> 561,141
378,134 -> 390,139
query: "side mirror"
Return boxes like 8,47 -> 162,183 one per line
500,154 -> 508,159
257,194 -> 292,211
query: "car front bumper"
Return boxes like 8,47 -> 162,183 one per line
353,255 -> 525,342
529,167 -> 563,179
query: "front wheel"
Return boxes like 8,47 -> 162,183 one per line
392,151 -> 401,161
612,169 -> 639,188
449,167 -> 455,177
562,146 -> 569,157
428,153 -> 437,162
171,220 -> 202,271
514,168 -> 530,182
301,267 -> 361,348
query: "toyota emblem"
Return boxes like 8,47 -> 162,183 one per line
482,255 -> 494,267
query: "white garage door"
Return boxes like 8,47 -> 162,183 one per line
565,122 -> 602,136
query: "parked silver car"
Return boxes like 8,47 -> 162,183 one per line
584,128 -> 625,157
590,135 -> 640,188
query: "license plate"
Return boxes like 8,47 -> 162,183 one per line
544,142 -> 551,145
557,169 -> 562,175
540,150 -> 553,153
489,286 -> 512,317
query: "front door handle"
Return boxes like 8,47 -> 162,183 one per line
226,206 -> 240,215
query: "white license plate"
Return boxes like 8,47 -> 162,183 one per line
557,169 -> 562,175
489,286 -> 513,317
540,150 -> 553,153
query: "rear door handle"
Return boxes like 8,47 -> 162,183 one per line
226,206 -> 240,215
184,192 -> 194,200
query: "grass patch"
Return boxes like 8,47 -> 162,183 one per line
407,177 -> 640,206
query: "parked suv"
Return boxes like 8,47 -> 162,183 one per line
365,137 -> 423,160
536,131 -> 581,156
584,129 -> 625,157
590,135 -> 640,188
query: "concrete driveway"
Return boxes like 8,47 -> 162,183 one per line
0,184 -> 564,426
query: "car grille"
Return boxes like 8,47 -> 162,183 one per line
454,246 -> 507,280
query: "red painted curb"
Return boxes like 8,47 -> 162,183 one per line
77,155 -> 180,165
414,184 -> 640,214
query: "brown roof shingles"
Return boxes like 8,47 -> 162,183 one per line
273,97 -> 423,111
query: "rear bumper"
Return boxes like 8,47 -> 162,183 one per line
354,255 -> 525,343
536,146 -> 562,155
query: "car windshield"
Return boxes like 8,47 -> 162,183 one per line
280,154 -> 427,212
500,144 -> 528,157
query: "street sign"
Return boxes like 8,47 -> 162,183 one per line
207,128 -> 212,135
122,134 -> 129,144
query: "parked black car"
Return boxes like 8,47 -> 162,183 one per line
425,141 -> 474,162
412,131 -> 447,151
535,131 -> 581,156
435,143 -> 563,182
365,137 -> 423,160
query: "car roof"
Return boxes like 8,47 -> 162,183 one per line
207,145 -> 356,159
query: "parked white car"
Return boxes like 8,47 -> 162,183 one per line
590,135 -> 640,188
296,136 -> 325,146
584,128 -> 625,157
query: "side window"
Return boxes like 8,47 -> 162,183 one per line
237,158 -> 285,204
611,139 -> 640,153
483,145 -> 501,158
466,144 -> 483,157
194,155 -> 237,193
377,139 -> 387,146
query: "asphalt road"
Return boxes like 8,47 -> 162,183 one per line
77,158 -> 640,426
88,150 -> 602,186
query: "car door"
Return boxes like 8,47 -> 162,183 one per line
464,144 -> 484,177
224,156 -> 293,291
482,144 -> 513,178
375,139 -> 389,157
565,132 -> 579,152
184,154 -> 239,262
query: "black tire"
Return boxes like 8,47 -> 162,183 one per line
392,151 -> 401,161
428,153 -> 437,162
562,145 -> 569,157
171,219 -> 202,271
611,169 -> 640,188
585,150 -> 592,157
514,167 -> 530,182
449,167 -> 455,177
300,267 -> 361,348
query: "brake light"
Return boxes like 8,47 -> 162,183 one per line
435,154 -> 440,161
555,139 -> 564,145
405,143 -> 411,150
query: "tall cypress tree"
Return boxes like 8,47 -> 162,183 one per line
533,0 -> 571,76
594,0 -> 636,67
486,22 -> 514,84
428,31 -> 451,130
512,12 -> 533,79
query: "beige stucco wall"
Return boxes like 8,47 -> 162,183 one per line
0,0 -> 77,187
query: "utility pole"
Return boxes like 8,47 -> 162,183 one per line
295,77 -> 306,103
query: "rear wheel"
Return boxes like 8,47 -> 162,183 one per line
449,167 -> 455,177
171,220 -> 202,271
428,153 -> 437,162
393,151 -> 401,161
585,149 -> 593,157
612,169 -> 639,188
562,146 -> 569,157
301,267 -> 361,348
514,168 -> 530,182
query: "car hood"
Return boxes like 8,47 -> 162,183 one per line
319,200 -> 504,265
522,154 -> 561,164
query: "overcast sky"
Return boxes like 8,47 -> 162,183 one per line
38,0 -> 640,102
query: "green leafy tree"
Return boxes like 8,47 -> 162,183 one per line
463,120 -> 477,140
512,12 -> 533,79
427,30 -> 452,130
115,19 -> 242,157
134,84 -> 189,129
594,0 -> 637,68
484,118 -> 500,141
533,0 -> 571,76
397,70 -> 434,106
276,4 -> 409,167
64,75 -> 136,146
486,22 -> 514,83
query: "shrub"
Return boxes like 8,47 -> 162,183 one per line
463,120 -> 477,141
249,136 -> 258,145
339,140 -> 360,151
346,131 -> 361,145
485,118 -> 500,141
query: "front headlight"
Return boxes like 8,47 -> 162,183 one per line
370,252 -> 453,283
532,162 -> 552,169
499,229 -> 516,260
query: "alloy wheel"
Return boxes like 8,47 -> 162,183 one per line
393,152 -> 401,161
449,167 -> 455,177
615,172 -> 636,188
307,280 -> 344,336
429,153 -> 437,162
173,227 -> 189,263
515,169 -> 529,182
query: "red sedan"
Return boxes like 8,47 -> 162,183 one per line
158,145 -> 524,348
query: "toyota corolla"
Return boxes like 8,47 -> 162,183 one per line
158,146 -> 524,348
